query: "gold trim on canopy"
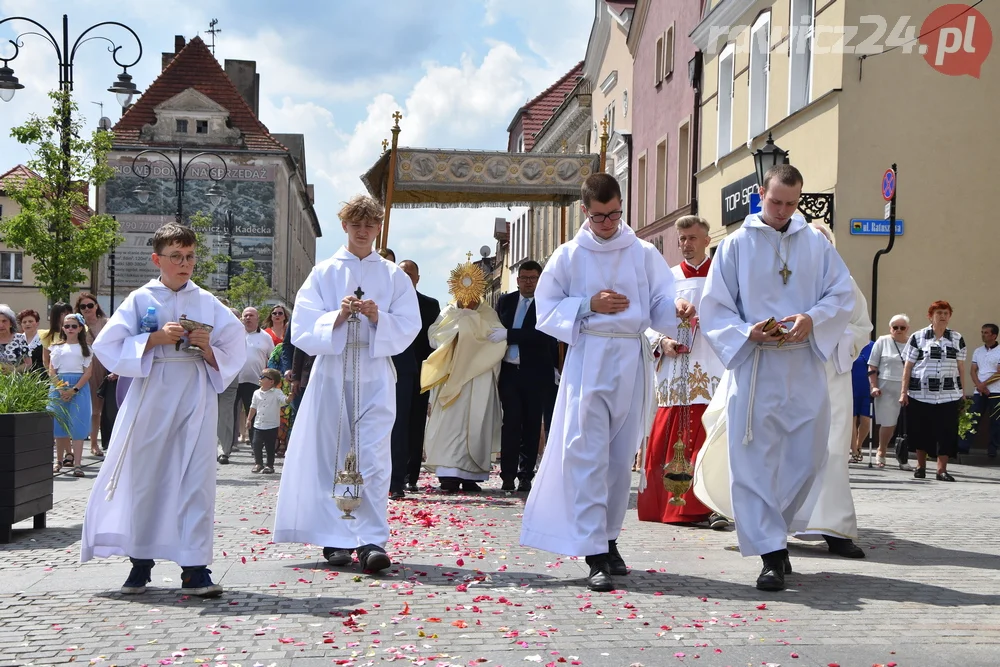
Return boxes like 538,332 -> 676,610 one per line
361,148 -> 601,209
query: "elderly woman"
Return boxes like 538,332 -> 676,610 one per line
0,304 -> 30,371
75,293 -> 108,457
900,301 -> 965,482
868,314 -> 911,469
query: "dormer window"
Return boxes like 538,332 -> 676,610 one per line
176,119 -> 188,133
196,120 -> 208,134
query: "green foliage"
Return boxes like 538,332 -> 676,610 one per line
188,210 -> 229,290
958,397 -> 979,439
0,91 -> 122,303
0,369 -> 70,430
225,259 -> 272,311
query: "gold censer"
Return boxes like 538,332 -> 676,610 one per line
662,319 -> 695,505
662,437 -> 694,505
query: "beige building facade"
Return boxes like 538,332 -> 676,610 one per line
692,0 -> 996,344
0,192 -> 46,317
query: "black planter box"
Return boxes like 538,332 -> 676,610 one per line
0,412 -> 53,543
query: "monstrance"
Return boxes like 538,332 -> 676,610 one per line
662,320 -> 695,505
332,286 -> 366,519
447,253 -> 488,309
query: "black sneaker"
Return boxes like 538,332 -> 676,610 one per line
936,471 -> 956,482
357,544 -> 392,573
180,566 -> 223,597
405,482 -> 419,493
914,467 -> 926,479
389,489 -> 405,500
121,558 -> 154,595
262,466 -> 274,474
708,513 -> 731,530
217,454 -> 229,465
322,547 -> 353,566
584,555 -> 613,592
607,540 -> 628,576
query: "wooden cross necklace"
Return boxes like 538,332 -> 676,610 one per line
758,228 -> 792,285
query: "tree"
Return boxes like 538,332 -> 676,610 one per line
0,91 -> 122,303
188,210 -> 229,290
226,259 -> 272,311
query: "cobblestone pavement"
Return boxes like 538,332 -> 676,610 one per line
2,447 -> 1000,667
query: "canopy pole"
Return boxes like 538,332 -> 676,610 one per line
599,117 -> 610,172
560,206 -> 567,245
380,111 -> 403,249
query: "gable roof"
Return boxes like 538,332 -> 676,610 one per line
507,61 -> 584,152
111,36 -> 286,152
0,164 -> 93,224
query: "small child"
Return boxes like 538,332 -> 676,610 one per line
246,368 -> 289,473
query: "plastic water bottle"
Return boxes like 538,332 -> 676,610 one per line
139,306 -> 158,334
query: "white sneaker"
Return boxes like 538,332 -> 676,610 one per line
899,463 -> 913,471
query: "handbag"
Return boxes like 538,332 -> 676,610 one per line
894,405 -> 908,465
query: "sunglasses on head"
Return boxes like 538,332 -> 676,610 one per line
79,302 -> 96,310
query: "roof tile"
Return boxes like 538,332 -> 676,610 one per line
112,36 -> 286,152
512,62 -> 584,152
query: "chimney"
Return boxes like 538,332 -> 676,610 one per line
161,35 -> 187,71
224,59 -> 260,117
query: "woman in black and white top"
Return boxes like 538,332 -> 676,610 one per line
0,304 -> 30,371
868,313 -> 911,469
900,301 -> 966,482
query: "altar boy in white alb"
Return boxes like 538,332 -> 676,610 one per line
83,223 -> 246,598
274,195 -> 420,573
520,173 -> 689,592
698,164 -> 854,592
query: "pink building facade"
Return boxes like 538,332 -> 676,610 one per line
628,0 -> 704,266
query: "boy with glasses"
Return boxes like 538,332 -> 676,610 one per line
519,173 -> 690,592
83,222 -> 246,598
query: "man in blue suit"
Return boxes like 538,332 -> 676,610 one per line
489,261 -> 559,493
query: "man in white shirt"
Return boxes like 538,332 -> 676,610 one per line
235,307 -> 275,454
960,323 -> 1000,458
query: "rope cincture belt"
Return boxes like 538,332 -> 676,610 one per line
743,340 -> 811,446
105,355 -> 201,501
581,328 -> 656,492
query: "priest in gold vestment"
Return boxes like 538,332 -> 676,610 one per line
421,260 -> 506,492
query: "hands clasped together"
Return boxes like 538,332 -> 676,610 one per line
748,314 -> 813,345
340,295 -> 379,325
148,322 -> 218,367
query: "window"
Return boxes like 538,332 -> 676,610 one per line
655,35 -> 664,84
196,120 -> 209,134
176,119 -> 188,133
789,0 -> 814,113
655,138 -> 668,218
748,13 -> 771,138
664,23 -> 675,78
0,251 -> 23,282
716,43 -> 735,159
637,153 -> 648,228
606,102 -> 616,134
677,120 -> 691,206
515,133 -> 524,153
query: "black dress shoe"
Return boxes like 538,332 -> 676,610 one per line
439,477 -> 460,493
461,480 -> 482,492
501,480 -> 515,491
357,545 -> 392,573
585,556 -> 613,592
516,479 -> 532,494
914,467 -> 926,479
389,489 -> 405,501
756,549 -> 787,591
823,535 -> 866,558
936,471 -> 956,482
322,547 -> 352,566
405,483 -> 419,493
607,540 -> 628,576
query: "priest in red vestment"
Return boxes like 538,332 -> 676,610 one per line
638,216 -> 728,526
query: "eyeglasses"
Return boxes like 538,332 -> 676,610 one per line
586,209 -> 623,224
158,253 -> 197,265
79,302 -> 96,310
891,325 -> 908,331
63,324 -> 80,330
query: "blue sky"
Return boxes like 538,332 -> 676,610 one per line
0,0 -> 593,304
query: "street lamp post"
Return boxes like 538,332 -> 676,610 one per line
225,209 -> 235,290
752,132 -> 835,228
0,13 -> 143,306
131,148 -> 228,223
